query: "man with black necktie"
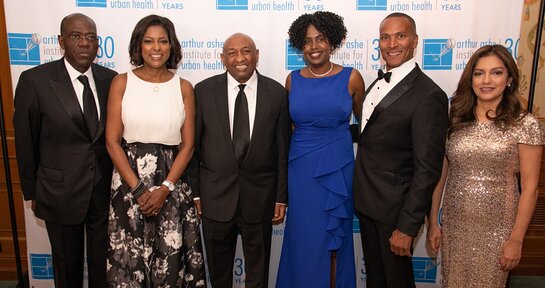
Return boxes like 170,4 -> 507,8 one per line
190,33 -> 290,287
353,12 -> 448,287
13,13 -> 117,288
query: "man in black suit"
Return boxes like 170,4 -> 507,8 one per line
13,13 -> 117,288
191,33 -> 290,288
353,13 -> 448,287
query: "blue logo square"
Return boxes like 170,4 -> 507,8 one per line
76,0 -> 107,8
412,257 -> 438,283
285,40 -> 305,70
423,39 -> 453,70
8,33 -> 41,66
30,254 -> 54,280
357,0 -> 387,11
217,0 -> 248,10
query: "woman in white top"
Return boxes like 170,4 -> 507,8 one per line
105,14 -> 206,287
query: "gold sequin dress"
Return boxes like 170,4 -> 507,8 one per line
441,114 -> 544,288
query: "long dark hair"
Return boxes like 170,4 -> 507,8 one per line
449,44 -> 525,136
128,14 -> 182,69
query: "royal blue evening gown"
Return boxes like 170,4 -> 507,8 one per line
276,67 -> 355,287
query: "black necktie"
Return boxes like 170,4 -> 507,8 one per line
233,84 -> 250,166
77,75 -> 98,138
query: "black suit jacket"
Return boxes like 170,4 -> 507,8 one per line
13,58 -> 117,225
191,72 -> 290,224
353,64 -> 448,237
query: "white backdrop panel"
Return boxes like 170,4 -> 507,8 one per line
5,0 -> 523,287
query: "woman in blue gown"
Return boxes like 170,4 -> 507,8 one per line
276,11 -> 365,288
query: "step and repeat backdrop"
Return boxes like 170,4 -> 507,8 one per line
5,0 -> 523,287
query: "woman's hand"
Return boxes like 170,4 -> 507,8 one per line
500,237 -> 523,271
137,186 -> 169,216
427,224 -> 442,254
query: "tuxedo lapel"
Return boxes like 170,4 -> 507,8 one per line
49,60 -> 89,139
213,74 -> 233,146
366,65 -> 421,126
92,64 -> 109,142
246,73 -> 267,159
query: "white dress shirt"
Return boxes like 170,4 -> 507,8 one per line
360,58 -> 416,132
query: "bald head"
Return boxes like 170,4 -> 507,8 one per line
223,33 -> 257,53
60,13 -> 96,35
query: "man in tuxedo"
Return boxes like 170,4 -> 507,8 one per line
191,33 -> 290,288
353,13 -> 448,287
13,13 -> 117,288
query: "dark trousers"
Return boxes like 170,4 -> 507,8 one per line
357,213 -> 416,288
202,210 -> 272,288
45,179 -> 109,288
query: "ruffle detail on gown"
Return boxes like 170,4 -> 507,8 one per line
312,138 -> 353,251
288,131 -> 337,162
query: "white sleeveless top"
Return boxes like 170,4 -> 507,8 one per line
122,70 -> 185,145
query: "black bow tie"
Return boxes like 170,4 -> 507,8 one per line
377,69 -> 392,83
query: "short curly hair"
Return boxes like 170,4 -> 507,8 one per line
128,14 -> 182,69
288,11 -> 347,52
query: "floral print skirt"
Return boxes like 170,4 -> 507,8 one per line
107,142 -> 206,287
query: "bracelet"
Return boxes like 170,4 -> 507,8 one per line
130,180 -> 148,198
162,179 -> 174,187
162,180 -> 176,192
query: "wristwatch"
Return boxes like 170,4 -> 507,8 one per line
161,180 -> 175,192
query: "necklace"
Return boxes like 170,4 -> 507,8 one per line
308,62 -> 333,77
138,68 -> 165,92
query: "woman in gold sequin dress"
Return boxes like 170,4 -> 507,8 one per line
427,45 -> 544,288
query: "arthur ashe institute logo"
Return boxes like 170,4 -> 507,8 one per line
216,0 -> 248,10
352,214 -> 360,233
413,257 -> 439,283
76,0 -> 107,8
423,38 -> 455,70
8,33 -> 41,65
357,0 -> 388,11
30,253 -> 54,280
285,40 -> 305,70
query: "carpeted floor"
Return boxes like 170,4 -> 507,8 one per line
509,275 -> 545,288
0,276 -> 544,287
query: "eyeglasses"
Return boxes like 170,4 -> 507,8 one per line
64,33 -> 98,41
